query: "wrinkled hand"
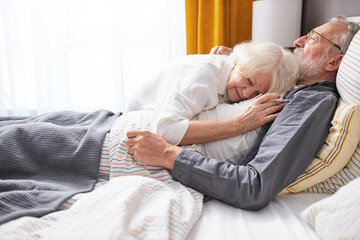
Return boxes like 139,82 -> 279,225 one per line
233,93 -> 284,134
125,130 -> 182,170
210,46 -> 233,55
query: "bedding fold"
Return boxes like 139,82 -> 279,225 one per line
0,110 -> 121,224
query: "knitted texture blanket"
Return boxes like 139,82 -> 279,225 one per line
0,110 -> 121,224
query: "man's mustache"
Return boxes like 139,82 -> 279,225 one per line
293,48 -> 303,57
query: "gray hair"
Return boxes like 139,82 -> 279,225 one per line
230,42 -> 299,94
329,16 -> 360,54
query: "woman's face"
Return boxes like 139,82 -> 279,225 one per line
226,69 -> 272,102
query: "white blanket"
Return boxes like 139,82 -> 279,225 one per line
0,111 -> 203,240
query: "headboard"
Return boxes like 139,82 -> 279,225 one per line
302,0 -> 360,34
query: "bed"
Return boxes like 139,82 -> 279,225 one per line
187,192 -> 328,240
1,22 -> 360,240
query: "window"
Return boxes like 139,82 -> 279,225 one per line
0,0 -> 186,115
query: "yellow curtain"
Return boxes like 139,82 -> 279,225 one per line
185,0 -> 254,54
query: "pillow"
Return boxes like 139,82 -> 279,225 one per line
336,29 -> 360,105
196,100 -> 260,164
305,145 -> 360,194
347,16 -> 360,26
301,177 -> 360,239
279,99 -> 360,195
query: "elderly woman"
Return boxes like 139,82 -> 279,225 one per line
140,42 -> 299,155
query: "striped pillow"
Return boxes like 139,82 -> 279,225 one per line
337,29 -> 360,105
301,177 -> 360,239
306,146 -> 360,193
279,100 -> 360,194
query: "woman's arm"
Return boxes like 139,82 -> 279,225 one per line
152,55 -> 232,145
179,93 -> 284,145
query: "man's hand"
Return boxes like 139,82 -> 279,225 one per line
125,130 -> 182,170
210,46 -> 233,55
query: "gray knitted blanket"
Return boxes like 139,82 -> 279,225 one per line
0,110 -> 121,224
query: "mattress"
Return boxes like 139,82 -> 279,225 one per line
186,192 -> 329,240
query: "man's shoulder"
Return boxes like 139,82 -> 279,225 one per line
285,80 -> 339,99
280,80 -> 339,116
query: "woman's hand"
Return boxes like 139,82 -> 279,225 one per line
179,93 -> 284,145
210,46 -> 233,55
126,130 -> 182,170
231,93 -> 284,134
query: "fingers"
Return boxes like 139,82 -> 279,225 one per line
125,130 -> 149,156
125,129 -> 157,147
126,129 -> 142,138
210,46 -> 233,55
127,143 -> 137,154
218,47 -> 228,55
219,47 -> 233,55
248,94 -> 283,110
263,103 -> 284,115
125,130 -> 144,151
210,46 -> 220,54
263,112 -> 280,123
255,93 -> 282,103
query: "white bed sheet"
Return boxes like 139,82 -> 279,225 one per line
186,192 -> 329,240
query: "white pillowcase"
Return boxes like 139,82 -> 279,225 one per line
301,177 -> 360,240
336,29 -> 360,105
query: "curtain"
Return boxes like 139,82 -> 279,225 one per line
185,0 -> 254,54
0,0 -> 186,116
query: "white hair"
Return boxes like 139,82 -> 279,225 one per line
230,42 -> 299,94
329,16 -> 360,54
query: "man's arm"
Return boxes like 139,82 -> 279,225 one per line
172,85 -> 338,210
127,82 -> 338,210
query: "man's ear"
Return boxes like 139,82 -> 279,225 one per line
325,54 -> 343,72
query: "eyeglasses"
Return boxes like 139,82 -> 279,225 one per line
307,29 -> 343,54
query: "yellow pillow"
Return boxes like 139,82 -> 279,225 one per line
279,99 -> 360,195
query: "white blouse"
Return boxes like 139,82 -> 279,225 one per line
149,54 -> 234,145
126,54 -> 259,163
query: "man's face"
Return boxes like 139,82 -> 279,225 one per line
293,22 -> 345,82
293,45 -> 328,82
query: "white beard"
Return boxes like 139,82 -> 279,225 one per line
294,48 -> 328,82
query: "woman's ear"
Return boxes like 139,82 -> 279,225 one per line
325,54 -> 343,72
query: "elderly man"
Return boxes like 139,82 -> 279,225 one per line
126,16 -> 360,210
